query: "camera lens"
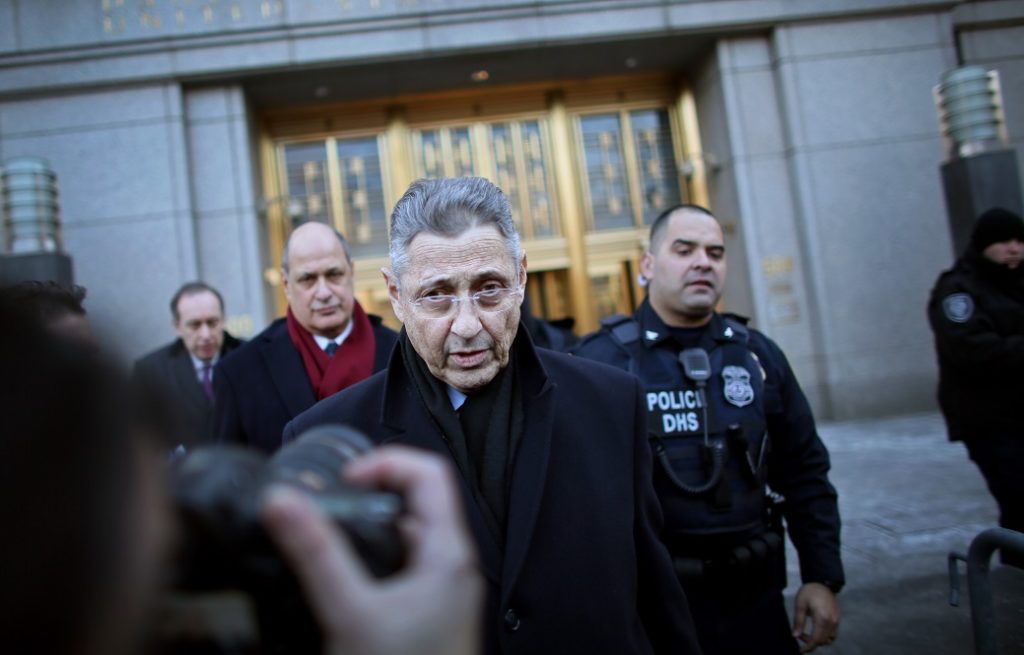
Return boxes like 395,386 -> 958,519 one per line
267,424 -> 373,494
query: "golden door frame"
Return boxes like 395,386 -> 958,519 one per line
257,72 -> 711,335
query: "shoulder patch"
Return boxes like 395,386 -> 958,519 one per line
942,293 -> 974,323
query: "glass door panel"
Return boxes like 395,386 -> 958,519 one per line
282,141 -> 332,226
411,119 -> 560,241
411,126 -> 476,179
630,109 -> 681,225
520,121 -> 558,239
576,108 -> 683,231
578,113 -> 631,231
336,136 -> 389,257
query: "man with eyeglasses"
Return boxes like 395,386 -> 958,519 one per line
285,177 -> 701,655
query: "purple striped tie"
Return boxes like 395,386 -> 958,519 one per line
201,363 -> 214,401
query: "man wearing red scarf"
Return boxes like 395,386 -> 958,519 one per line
214,222 -> 398,453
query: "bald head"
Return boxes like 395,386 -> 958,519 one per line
281,222 -> 356,338
282,222 -> 351,274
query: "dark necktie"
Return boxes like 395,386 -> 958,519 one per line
200,363 -> 214,401
325,341 -> 339,357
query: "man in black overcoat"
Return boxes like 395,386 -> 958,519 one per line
285,177 -> 701,655
214,222 -> 397,454
134,281 -> 242,448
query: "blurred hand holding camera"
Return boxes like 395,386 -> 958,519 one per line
261,446 -> 483,655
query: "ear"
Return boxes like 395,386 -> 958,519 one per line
518,252 -> 528,287
639,250 -> 655,281
382,267 -> 404,322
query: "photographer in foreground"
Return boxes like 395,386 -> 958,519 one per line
0,285 -> 482,655
262,446 -> 483,655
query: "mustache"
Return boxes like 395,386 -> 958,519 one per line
446,338 -> 493,354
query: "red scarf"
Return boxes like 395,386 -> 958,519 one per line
286,301 -> 377,400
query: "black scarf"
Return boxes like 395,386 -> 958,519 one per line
399,329 -> 523,543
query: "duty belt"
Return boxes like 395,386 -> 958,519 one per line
672,529 -> 783,583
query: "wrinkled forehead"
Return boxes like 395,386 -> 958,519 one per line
402,226 -> 519,289
288,228 -> 348,265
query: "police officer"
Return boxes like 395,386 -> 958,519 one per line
928,207 -> 1024,567
573,204 -> 844,654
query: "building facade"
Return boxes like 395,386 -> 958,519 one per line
2,0 -> 1023,418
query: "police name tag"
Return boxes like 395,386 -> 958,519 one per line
646,388 -> 705,436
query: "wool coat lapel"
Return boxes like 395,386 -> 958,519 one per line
378,360 -> 504,587
169,342 -> 209,411
261,329 -> 317,420
499,364 -> 554,606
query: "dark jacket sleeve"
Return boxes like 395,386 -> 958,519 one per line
758,335 -> 844,588
629,375 -> 704,653
927,275 -> 1024,372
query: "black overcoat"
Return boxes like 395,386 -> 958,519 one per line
928,251 -> 1024,439
284,331 -> 702,655
133,332 -> 244,446
214,315 -> 397,454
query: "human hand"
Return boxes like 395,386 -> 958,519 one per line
261,446 -> 483,655
791,582 -> 840,652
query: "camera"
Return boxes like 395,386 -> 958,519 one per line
159,425 -> 405,654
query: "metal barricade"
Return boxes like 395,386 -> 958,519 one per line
948,527 -> 1024,655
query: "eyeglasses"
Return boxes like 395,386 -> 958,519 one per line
405,286 -> 523,319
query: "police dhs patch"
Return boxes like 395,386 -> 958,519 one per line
942,293 -> 974,323
722,365 -> 754,407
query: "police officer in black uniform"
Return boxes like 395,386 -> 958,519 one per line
928,207 -> 1024,567
573,204 -> 843,654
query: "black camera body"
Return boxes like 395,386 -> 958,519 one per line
163,425 -> 405,654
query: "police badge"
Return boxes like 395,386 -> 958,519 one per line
942,293 -> 974,323
722,365 -> 754,407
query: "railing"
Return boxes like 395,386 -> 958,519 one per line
948,527 -> 1024,655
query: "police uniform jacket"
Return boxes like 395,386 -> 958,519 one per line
573,299 -> 844,591
133,331 -> 244,446
213,315 -> 397,454
928,251 -> 1024,440
283,327 -> 702,655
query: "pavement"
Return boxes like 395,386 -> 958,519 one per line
784,412 -> 1024,655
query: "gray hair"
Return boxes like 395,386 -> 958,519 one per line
281,222 -> 352,274
389,177 -> 522,280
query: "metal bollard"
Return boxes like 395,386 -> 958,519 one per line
947,527 -> 1024,655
